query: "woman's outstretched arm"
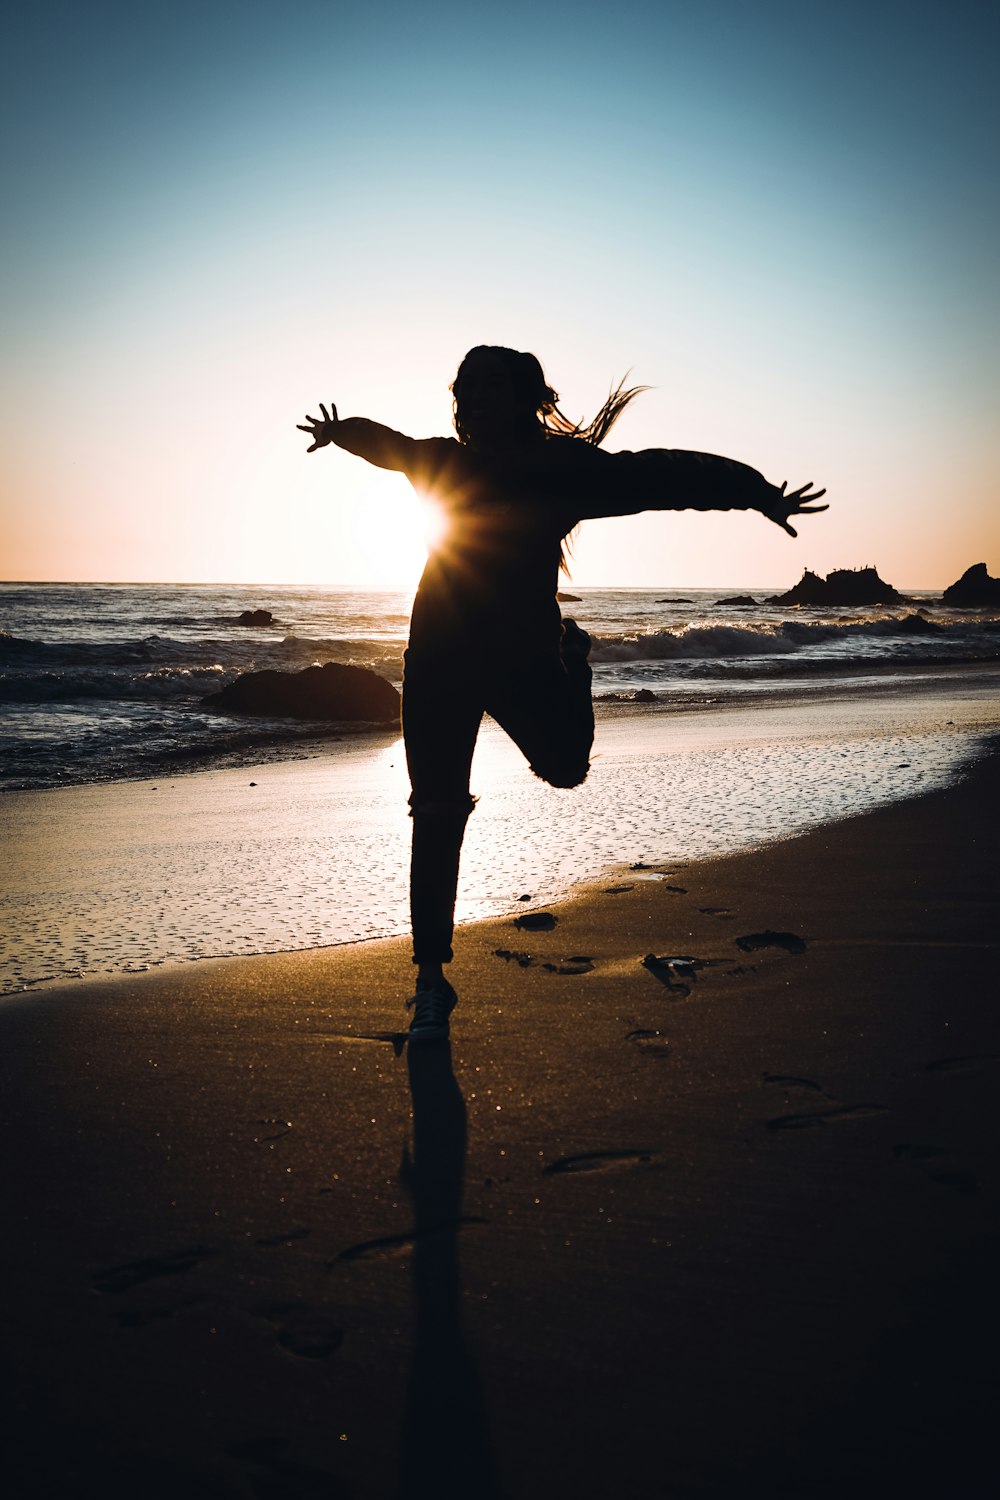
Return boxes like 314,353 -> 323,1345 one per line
562,445 -> 827,537
297,403 -> 420,472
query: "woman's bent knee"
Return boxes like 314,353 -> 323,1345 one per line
530,757 -> 590,790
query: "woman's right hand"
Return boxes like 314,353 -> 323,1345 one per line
297,402 -> 339,452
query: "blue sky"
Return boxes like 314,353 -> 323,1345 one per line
2,0 -> 997,585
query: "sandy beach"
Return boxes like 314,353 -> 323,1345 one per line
2,736 -> 997,1497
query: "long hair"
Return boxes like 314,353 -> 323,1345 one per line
451,347 -> 648,574
451,346 -> 647,449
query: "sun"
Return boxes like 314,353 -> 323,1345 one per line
348,480 -> 445,587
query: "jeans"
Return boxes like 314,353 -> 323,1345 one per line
402,633 -> 594,964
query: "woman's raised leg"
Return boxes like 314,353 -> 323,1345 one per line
484,619 -> 595,790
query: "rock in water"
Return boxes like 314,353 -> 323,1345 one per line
765,567 -> 904,606
765,569 -> 826,605
202,663 -> 400,722
942,563 -> 1000,607
236,609 -> 275,626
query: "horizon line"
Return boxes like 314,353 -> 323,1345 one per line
0,573 -> 981,592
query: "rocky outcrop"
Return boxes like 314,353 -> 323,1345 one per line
719,595 -> 759,607
765,567 -> 903,607
236,609 -> 275,626
556,592 -> 582,603
941,563 -> 1000,607
202,662 -> 400,722
655,597 -> 693,604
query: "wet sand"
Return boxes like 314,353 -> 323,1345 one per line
1,745 -> 998,1498
4,672 -> 995,994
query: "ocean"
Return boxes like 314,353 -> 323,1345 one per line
2,581 -> 998,792
4,581 -> 999,994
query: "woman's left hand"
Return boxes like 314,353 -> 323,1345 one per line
297,402 -> 339,452
761,480 -> 828,537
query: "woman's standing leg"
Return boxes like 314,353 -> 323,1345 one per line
402,648 -> 483,1037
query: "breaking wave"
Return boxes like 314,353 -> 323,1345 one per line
590,614 -> 998,665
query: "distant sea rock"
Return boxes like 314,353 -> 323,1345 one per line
202,662 -> 400,722
765,567 -> 904,607
720,594 -> 759,607
556,591 -> 582,603
236,609 -> 275,626
654,597 -> 693,604
941,563 -> 1000,607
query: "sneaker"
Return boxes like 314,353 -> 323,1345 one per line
406,977 -> 457,1044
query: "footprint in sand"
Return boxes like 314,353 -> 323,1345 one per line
766,1104 -> 887,1131
257,1301 -> 344,1358
763,1073 -> 839,1102
514,911 -> 557,931
641,953 -> 721,996
700,906 -> 733,918
542,957 -> 595,975
494,948 -> 534,967
93,1244 -> 219,1296
626,1029 -> 671,1058
542,1148 -> 656,1175
763,1073 -> 827,1092
330,1217 -> 488,1265
602,884 -> 634,895
494,949 -> 594,975
735,931 -> 807,955
925,1054 -> 1000,1073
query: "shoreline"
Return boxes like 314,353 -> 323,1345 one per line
4,674 -> 998,996
1,739 -> 997,1496
7,721 -> 997,1009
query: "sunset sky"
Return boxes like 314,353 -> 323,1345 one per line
2,0 -> 997,588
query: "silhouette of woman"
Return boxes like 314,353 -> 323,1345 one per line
299,346 -> 826,1042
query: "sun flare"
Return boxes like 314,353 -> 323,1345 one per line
417,493 -> 448,554
349,483 -> 443,587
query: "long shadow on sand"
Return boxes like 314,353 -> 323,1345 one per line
396,1043 -> 501,1499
